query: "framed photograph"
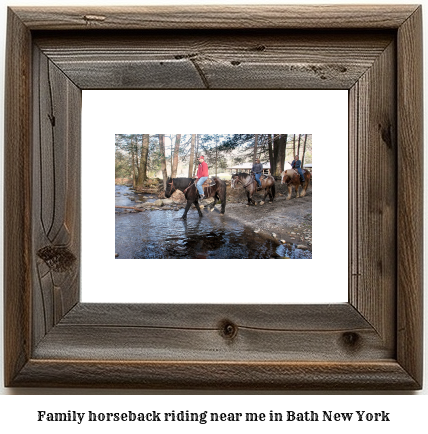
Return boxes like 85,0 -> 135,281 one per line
4,5 -> 423,389
83,90 -> 347,305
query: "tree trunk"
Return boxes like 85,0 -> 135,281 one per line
215,135 -> 219,176
275,134 -> 286,175
136,134 -> 149,188
293,134 -> 296,156
297,134 -> 302,157
193,134 -> 200,177
252,134 -> 259,164
301,134 -> 308,168
272,134 -> 281,176
171,134 -> 181,178
130,137 -> 136,188
188,134 -> 196,178
158,134 -> 168,189
279,134 -> 287,172
268,134 -> 274,175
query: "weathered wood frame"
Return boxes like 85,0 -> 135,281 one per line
4,5 -> 423,389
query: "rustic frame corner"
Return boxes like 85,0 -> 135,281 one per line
4,5 -> 423,390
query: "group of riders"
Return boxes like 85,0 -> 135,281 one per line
194,154 -> 306,201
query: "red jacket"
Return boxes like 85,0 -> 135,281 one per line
196,161 -> 208,178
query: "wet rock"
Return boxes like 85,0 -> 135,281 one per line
254,228 -> 260,233
297,244 -> 307,249
153,199 -> 163,207
280,240 -> 286,244
272,233 -> 277,238
162,198 -> 173,205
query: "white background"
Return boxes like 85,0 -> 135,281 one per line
82,90 -> 348,304
0,0 -> 426,428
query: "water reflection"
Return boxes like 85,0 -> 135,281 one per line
115,184 -> 311,259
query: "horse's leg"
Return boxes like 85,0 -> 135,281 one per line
247,190 -> 255,205
220,192 -> 226,215
262,188 -> 268,202
286,185 -> 292,200
266,187 -> 272,202
194,200 -> 203,217
210,193 -> 218,212
295,181 -> 301,198
300,178 -> 308,197
181,200 -> 193,219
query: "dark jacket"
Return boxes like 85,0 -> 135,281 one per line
291,159 -> 302,169
252,162 -> 263,174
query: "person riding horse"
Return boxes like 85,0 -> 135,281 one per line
196,155 -> 209,201
291,154 -> 305,184
252,158 -> 263,190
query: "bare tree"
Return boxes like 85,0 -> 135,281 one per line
214,134 -> 219,176
130,136 -> 137,188
297,134 -> 302,156
158,134 -> 168,189
268,134 -> 273,174
136,134 -> 149,187
279,134 -> 287,172
301,134 -> 308,168
274,134 -> 287,175
252,134 -> 259,164
171,134 -> 181,178
188,134 -> 196,178
193,134 -> 200,177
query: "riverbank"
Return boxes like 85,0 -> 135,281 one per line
116,181 -> 312,251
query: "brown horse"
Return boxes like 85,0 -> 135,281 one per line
280,169 -> 311,200
165,176 -> 226,219
231,173 -> 276,205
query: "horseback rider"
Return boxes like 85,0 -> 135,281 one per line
291,154 -> 305,184
252,158 -> 263,190
196,155 -> 209,201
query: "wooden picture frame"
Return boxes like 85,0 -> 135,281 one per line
4,5 -> 423,390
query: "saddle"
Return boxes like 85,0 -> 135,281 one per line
284,169 -> 297,178
202,177 -> 216,188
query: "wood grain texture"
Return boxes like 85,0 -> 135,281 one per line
32,304 -> 391,362
32,46 -> 81,347
34,31 -> 393,90
12,5 -> 419,30
4,5 -> 423,390
349,40 -> 396,351
12,361 -> 419,390
396,6 -> 423,387
3,8 -> 32,388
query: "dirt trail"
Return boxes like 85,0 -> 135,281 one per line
220,182 -> 312,249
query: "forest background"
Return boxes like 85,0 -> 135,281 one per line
115,133 -> 312,189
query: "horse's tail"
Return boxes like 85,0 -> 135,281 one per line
271,182 -> 276,199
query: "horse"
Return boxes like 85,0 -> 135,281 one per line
280,169 -> 311,200
231,172 -> 276,205
164,176 -> 226,219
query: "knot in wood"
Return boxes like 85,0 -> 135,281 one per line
219,320 -> 238,340
37,245 -> 76,272
341,332 -> 361,350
